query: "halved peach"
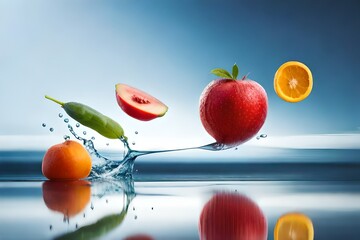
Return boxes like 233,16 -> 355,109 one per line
115,83 -> 168,121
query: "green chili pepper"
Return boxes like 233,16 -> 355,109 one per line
45,95 -> 125,139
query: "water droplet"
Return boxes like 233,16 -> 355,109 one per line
90,202 -> 94,210
42,123 -> 46,127
106,143 -> 109,146
64,118 -> 69,123
134,215 -> 137,220
63,135 -> 70,140
58,113 -> 63,118
132,142 -> 135,145
257,134 -> 267,140
76,123 -> 80,128
49,225 -> 52,230
135,131 -> 138,134
75,223 -> 78,229
49,128 -> 54,132
83,131 -> 87,135
91,136 -> 95,140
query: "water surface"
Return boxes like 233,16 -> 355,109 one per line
0,149 -> 359,239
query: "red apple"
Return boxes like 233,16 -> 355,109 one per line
200,64 -> 267,147
199,192 -> 268,240
116,83 -> 168,121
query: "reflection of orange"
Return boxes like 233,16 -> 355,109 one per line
274,212 -> 314,240
123,235 -> 153,240
42,140 -> 92,180
42,180 -> 91,217
199,193 -> 267,240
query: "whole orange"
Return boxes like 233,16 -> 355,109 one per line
42,140 -> 92,180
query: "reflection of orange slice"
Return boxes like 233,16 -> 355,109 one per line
42,180 -> 91,217
274,61 -> 313,102
274,212 -> 314,240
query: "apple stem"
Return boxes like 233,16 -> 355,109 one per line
45,95 -> 65,106
242,72 -> 250,80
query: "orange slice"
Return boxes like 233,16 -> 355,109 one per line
274,212 -> 314,240
274,61 -> 313,102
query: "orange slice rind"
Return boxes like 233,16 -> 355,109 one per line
274,61 -> 313,103
274,212 -> 314,240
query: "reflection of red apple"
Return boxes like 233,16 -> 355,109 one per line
42,180 -> 91,217
115,83 -> 168,121
199,68 -> 268,146
199,193 -> 267,240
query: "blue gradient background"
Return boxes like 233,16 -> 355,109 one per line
0,0 -> 359,145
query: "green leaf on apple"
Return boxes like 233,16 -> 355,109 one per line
232,64 -> 238,79
211,68 -> 232,79
211,63 -> 239,80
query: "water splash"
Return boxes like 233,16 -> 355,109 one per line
66,123 -> 232,179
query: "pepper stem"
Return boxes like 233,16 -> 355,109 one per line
45,95 -> 65,106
